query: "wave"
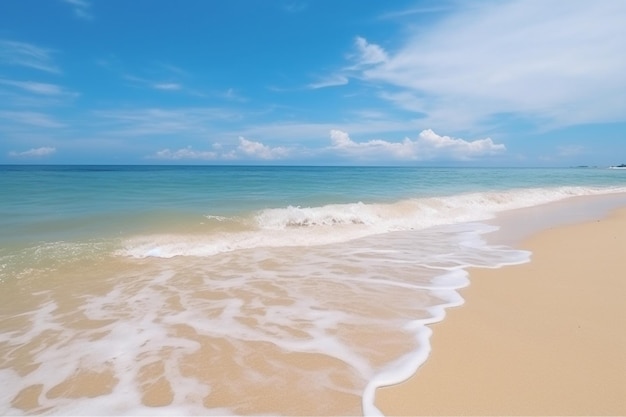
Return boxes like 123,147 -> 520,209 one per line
256,186 -> 626,230
120,185 -> 626,259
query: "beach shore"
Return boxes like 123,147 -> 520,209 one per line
376,206 -> 626,416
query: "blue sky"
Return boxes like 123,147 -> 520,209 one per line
1,0 -> 625,166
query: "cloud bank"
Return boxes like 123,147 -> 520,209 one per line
237,137 -> 289,160
150,137 -> 290,161
330,129 -> 505,161
149,129 -> 503,162
152,147 -> 217,161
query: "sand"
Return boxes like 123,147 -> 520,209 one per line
375,206 -> 626,416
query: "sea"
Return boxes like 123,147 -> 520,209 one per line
1,165 -> 626,416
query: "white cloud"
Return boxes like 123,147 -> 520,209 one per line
353,36 -> 388,66
94,107 -> 239,137
237,137 -> 289,160
283,2 -> 307,13
232,113 -> 436,146
0,79 -> 78,98
329,129 -> 505,161
221,88 -> 248,102
355,0 -> 626,130
148,138 -> 290,161
122,70 -> 193,94
0,40 -> 60,73
62,0 -> 93,20
9,147 -> 56,158
150,147 -> 217,160
378,5 -> 455,20
153,83 -> 182,91
0,111 -> 65,128
308,74 -> 349,89
416,129 -> 506,158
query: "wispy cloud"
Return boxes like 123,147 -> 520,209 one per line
220,88 -> 248,102
283,1 -> 308,13
350,0 -> 626,131
9,146 -> 57,158
153,83 -> 182,91
94,107 -> 240,137
329,129 -> 505,161
307,36 -> 385,91
557,145 -> 585,157
0,78 -> 78,98
378,3 -> 457,20
232,116 -> 428,145
0,111 -> 65,128
117,63 -> 206,95
62,0 -> 93,20
0,40 -> 60,73
156,63 -> 190,78
123,74 -> 185,92
308,74 -> 349,89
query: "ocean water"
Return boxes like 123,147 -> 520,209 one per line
1,165 -> 625,415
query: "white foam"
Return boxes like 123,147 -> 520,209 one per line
362,285 -> 465,416
119,186 -> 626,259
17,182 -> 621,415
2,219 -> 537,415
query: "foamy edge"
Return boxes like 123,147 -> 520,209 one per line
120,186 -> 626,259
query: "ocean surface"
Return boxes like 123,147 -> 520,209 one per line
1,165 -> 626,415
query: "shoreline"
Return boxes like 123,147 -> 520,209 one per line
375,205 -> 626,415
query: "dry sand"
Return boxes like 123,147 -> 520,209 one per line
376,207 -> 626,416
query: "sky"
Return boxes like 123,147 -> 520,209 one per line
0,0 -> 625,166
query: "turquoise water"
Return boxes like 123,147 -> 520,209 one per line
3,165 -> 626,244
1,165 -> 625,415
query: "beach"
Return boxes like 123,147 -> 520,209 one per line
2,166 -> 626,415
376,206 -> 626,416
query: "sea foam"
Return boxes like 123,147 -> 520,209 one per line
0,221 -> 529,415
120,186 -> 626,259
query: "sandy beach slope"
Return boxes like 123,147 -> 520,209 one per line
376,207 -> 626,416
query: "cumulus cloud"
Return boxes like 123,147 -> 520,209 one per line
149,138 -> 290,161
353,36 -> 388,66
151,147 -> 217,160
355,0 -> 626,130
329,129 -> 505,160
237,137 -> 289,160
9,147 -> 56,158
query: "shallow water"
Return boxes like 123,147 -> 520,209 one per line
0,223 -> 530,415
1,166 -> 626,415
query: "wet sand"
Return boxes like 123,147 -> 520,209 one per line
376,207 -> 626,415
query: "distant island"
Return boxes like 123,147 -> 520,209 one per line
609,164 -> 626,169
